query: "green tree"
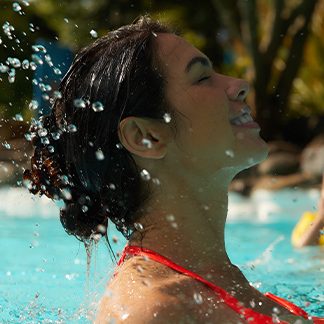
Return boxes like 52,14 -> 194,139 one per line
212,0 -> 320,140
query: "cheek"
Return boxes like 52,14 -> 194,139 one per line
168,86 -> 235,150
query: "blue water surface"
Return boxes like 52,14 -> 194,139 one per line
0,187 -> 323,323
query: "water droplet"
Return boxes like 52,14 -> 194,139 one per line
8,70 -> 15,83
24,133 -> 32,141
121,313 -> 129,320
97,224 -> 106,234
22,0 -> 30,6
53,91 -> 62,99
272,307 -> 280,314
193,292 -> 203,304
22,59 -> 29,69
2,141 -> 11,149
142,138 -> 152,148
152,178 -> 160,185
14,113 -> 23,121
65,273 -> 77,280
140,169 -> 151,181
59,175 -> 69,185
91,233 -> 102,242
44,84 -> 52,91
92,101 -> 104,112
12,2 -> 22,12
82,205 -> 88,212
112,235 -> 118,243
32,44 -> 47,53
37,128 -> 48,137
90,29 -> 98,38
54,67 -> 62,75
136,265 -> 144,273
163,112 -> 171,123
29,100 -> 39,110
67,124 -> 77,133
249,299 -> 256,308
8,57 -> 21,68
225,149 -> 234,158
48,145 -> 54,153
116,143 -> 123,149
109,183 -> 116,190
41,137 -> 50,145
0,64 -> 9,73
2,22 -> 14,39
171,222 -> 178,229
31,54 -> 43,65
64,18 -> 69,23
73,98 -> 86,108
134,222 -> 144,232
51,132 -> 61,140
45,54 -> 53,66
60,188 -> 72,200
142,279 -> 150,286
29,61 -> 37,70
166,214 -> 175,222
29,23 -> 35,33
95,149 -> 105,160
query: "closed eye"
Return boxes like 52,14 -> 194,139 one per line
197,76 -> 211,83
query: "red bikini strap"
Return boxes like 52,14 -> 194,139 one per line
264,292 -> 309,318
117,245 -> 291,324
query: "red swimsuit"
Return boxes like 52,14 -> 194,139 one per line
116,245 -> 324,324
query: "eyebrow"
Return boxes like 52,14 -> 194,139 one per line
185,56 -> 212,73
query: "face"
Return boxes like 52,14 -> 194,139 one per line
155,33 -> 268,173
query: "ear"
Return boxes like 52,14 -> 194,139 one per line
118,117 -> 173,159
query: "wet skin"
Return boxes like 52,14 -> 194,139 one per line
96,34 -> 312,323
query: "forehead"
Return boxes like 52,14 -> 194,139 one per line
155,33 -> 204,74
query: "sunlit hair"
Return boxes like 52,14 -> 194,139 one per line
24,16 -> 176,258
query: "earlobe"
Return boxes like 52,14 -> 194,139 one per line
118,117 -> 170,159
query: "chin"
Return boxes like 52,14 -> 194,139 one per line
234,140 -> 269,170
247,142 -> 269,167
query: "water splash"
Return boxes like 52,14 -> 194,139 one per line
95,149 -> 105,161
246,235 -> 285,268
92,101 -> 104,112
90,30 -> 98,38
140,169 -> 151,181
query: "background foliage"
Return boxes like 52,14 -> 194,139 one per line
0,0 -> 323,144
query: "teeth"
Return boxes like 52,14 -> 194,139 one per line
230,113 -> 253,125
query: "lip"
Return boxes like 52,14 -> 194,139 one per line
232,121 -> 260,129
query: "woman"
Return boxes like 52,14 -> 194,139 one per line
292,174 -> 324,247
24,16 -> 322,323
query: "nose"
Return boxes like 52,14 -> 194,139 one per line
225,77 -> 249,102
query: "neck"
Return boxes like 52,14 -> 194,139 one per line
128,169 -> 237,279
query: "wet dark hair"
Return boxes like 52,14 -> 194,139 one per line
23,16 -> 175,253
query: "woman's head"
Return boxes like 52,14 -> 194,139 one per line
24,16 -> 268,247
24,16 -> 175,242
121,33 -> 268,181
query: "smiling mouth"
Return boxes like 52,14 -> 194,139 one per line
230,112 -> 254,126
229,107 -> 259,128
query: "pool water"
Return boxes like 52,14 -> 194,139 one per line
0,187 -> 323,323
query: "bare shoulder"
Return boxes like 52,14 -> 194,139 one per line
95,257 -> 244,324
95,256 -> 188,323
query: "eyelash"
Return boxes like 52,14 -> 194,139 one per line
197,76 -> 211,83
